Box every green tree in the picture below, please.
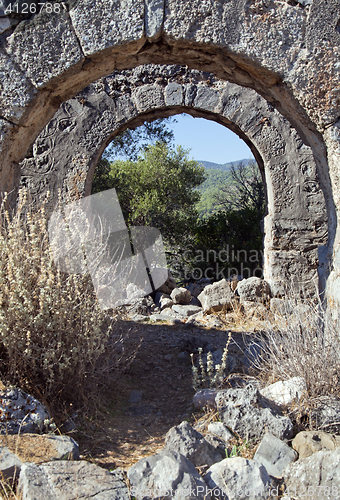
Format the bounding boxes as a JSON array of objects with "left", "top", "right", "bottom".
[
  {"left": 93, "top": 142, "right": 206, "bottom": 246},
  {"left": 103, "top": 118, "right": 175, "bottom": 162},
  {"left": 92, "top": 118, "right": 176, "bottom": 194},
  {"left": 179, "top": 161, "right": 266, "bottom": 282}
]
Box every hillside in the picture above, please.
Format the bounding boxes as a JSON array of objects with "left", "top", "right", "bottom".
[
  {"left": 196, "top": 158, "right": 254, "bottom": 217},
  {"left": 198, "top": 158, "right": 254, "bottom": 171}
]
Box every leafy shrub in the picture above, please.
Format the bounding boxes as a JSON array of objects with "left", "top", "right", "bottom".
[{"left": 0, "top": 188, "right": 133, "bottom": 411}]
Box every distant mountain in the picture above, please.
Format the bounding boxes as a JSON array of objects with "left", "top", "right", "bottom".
[
  {"left": 197, "top": 158, "right": 254, "bottom": 171},
  {"left": 196, "top": 158, "right": 256, "bottom": 217}
]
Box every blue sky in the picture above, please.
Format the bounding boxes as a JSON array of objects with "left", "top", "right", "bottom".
[{"left": 170, "top": 113, "right": 254, "bottom": 164}]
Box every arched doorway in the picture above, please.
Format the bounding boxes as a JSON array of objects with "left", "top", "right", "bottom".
[{"left": 19, "top": 65, "right": 328, "bottom": 297}]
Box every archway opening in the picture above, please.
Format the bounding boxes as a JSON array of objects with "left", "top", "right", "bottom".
[{"left": 91, "top": 112, "right": 265, "bottom": 288}]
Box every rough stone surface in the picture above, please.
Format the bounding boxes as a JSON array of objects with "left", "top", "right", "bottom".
[
  {"left": 254, "top": 432, "right": 297, "bottom": 478},
  {"left": 216, "top": 385, "right": 294, "bottom": 441},
  {"left": 127, "top": 449, "right": 211, "bottom": 499},
  {"left": 171, "top": 304, "right": 202, "bottom": 317},
  {"left": 0, "top": 388, "right": 50, "bottom": 434},
  {"left": 207, "top": 422, "right": 234, "bottom": 443},
  {"left": 292, "top": 431, "right": 340, "bottom": 460},
  {"left": 170, "top": 287, "right": 191, "bottom": 304},
  {"left": 4, "top": 11, "right": 84, "bottom": 88},
  {"left": 122, "top": 296, "right": 155, "bottom": 317},
  {"left": 197, "top": 279, "right": 235, "bottom": 312},
  {"left": 16, "top": 64, "right": 327, "bottom": 300},
  {"left": 0, "top": 434, "right": 79, "bottom": 479},
  {"left": 236, "top": 278, "right": 271, "bottom": 303},
  {"left": 163, "top": 421, "right": 223, "bottom": 467},
  {"left": 145, "top": 0, "right": 165, "bottom": 40},
  {"left": 193, "top": 389, "right": 219, "bottom": 410},
  {"left": 0, "top": 447, "right": 22, "bottom": 479},
  {"left": 154, "top": 292, "right": 172, "bottom": 310},
  {"left": 69, "top": 0, "right": 145, "bottom": 55},
  {"left": 284, "top": 449, "right": 340, "bottom": 500},
  {"left": 155, "top": 269, "right": 177, "bottom": 295},
  {"left": 0, "top": 51, "right": 37, "bottom": 123},
  {"left": 260, "top": 377, "right": 307, "bottom": 406},
  {"left": 18, "top": 461, "right": 130, "bottom": 500},
  {"left": 204, "top": 457, "right": 271, "bottom": 500}
]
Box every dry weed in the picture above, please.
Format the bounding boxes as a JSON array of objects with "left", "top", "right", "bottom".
[
  {"left": 0, "top": 188, "right": 141, "bottom": 416},
  {"left": 248, "top": 288, "right": 340, "bottom": 430}
]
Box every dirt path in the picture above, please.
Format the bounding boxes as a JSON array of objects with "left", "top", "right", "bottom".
[{"left": 73, "top": 318, "right": 259, "bottom": 470}]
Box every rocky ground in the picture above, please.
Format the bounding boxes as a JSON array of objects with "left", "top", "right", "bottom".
[{"left": 72, "top": 315, "right": 261, "bottom": 471}]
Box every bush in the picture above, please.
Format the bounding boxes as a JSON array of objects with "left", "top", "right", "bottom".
[
  {"left": 249, "top": 291, "right": 340, "bottom": 430},
  {"left": 0, "top": 189, "right": 134, "bottom": 412}
]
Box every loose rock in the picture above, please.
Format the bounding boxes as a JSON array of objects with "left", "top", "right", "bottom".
[
  {"left": 197, "top": 279, "right": 234, "bottom": 312},
  {"left": 216, "top": 385, "right": 294, "bottom": 441},
  {"left": 170, "top": 287, "right": 192, "bottom": 304},
  {"left": 18, "top": 461, "right": 130, "bottom": 500},
  {"left": 284, "top": 449, "right": 340, "bottom": 500},
  {"left": 253, "top": 432, "right": 297, "bottom": 478},
  {"left": 0, "top": 388, "right": 50, "bottom": 434},
  {"left": 236, "top": 277, "right": 271, "bottom": 303},
  {"left": 127, "top": 449, "right": 211, "bottom": 500},
  {"left": 292, "top": 431, "right": 340, "bottom": 459},
  {"left": 260, "top": 377, "right": 307, "bottom": 406},
  {"left": 204, "top": 457, "right": 271, "bottom": 500},
  {"left": 163, "top": 421, "right": 223, "bottom": 467}
]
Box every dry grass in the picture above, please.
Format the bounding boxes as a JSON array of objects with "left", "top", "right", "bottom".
[{"left": 246, "top": 289, "right": 340, "bottom": 431}]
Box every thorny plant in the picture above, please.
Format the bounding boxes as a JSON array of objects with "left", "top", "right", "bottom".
[{"left": 0, "top": 188, "right": 140, "bottom": 414}]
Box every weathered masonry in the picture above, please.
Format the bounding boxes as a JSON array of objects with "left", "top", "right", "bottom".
[
  {"left": 19, "top": 64, "right": 327, "bottom": 298},
  {"left": 0, "top": 0, "right": 339, "bottom": 313}
]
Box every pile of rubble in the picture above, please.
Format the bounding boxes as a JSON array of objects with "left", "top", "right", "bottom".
[{"left": 118, "top": 273, "right": 294, "bottom": 327}]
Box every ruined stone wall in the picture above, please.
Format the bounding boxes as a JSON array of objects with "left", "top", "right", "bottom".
[
  {"left": 0, "top": 0, "right": 339, "bottom": 310},
  {"left": 19, "top": 64, "right": 327, "bottom": 296}
]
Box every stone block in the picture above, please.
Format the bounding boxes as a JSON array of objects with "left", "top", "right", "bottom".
[
  {"left": 236, "top": 277, "right": 271, "bottom": 303},
  {"left": 69, "top": 0, "right": 144, "bottom": 55},
  {"left": 197, "top": 279, "right": 234, "bottom": 312},
  {"left": 216, "top": 385, "right": 294, "bottom": 441},
  {"left": 0, "top": 51, "right": 37, "bottom": 122},
  {"left": 165, "top": 82, "right": 183, "bottom": 106},
  {"left": 204, "top": 457, "right": 271, "bottom": 500},
  {"left": 170, "top": 287, "right": 191, "bottom": 304},
  {"left": 145, "top": 0, "right": 165, "bottom": 40},
  {"left": 5, "top": 12, "right": 84, "bottom": 87}
]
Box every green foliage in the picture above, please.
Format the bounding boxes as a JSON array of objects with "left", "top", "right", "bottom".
[
  {"left": 174, "top": 161, "right": 265, "bottom": 282},
  {"left": 92, "top": 118, "right": 176, "bottom": 195},
  {"left": 93, "top": 142, "right": 206, "bottom": 246},
  {"left": 196, "top": 169, "right": 232, "bottom": 217},
  {"left": 103, "top": 118, "right": 175, "bottom": 162}
]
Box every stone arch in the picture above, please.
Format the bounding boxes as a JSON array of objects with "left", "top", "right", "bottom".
[
  {"left": 0, "top": 0, "right": 339, "bottom": 310},
  {"left": 19, "top": 64, "right": 328, "bottom": 297}
]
